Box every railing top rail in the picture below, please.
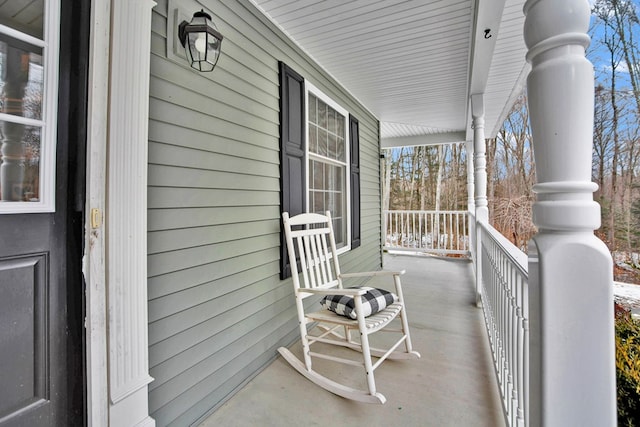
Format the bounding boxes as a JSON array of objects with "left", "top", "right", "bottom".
[
  {"left": 477, "top": 219, "right": 528, "bottom": 276},
  {"left": 383, "top": 210, "right": 470, "bottom": 215}
]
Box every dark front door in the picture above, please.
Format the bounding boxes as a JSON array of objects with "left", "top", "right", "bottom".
[{"left": 0, "top": 1, "right": 89, "bottom": 426}]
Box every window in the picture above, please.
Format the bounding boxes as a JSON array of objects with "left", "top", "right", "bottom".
[
  {"left": 306, "top": 84, "right": 349, "bottom": 250},
  {"left": 279, "top": 62, "right": 361, "bottom": 279},
  {"left": 0, "top": 1, "right": 59, "bottom": 213}
]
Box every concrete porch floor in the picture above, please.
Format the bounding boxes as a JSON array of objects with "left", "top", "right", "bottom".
[{"left": 199, "top": 254, "right": 505, "bottom": 427}]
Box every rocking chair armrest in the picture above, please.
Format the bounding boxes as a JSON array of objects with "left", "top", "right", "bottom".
[{"left": 302, "top": 287, "right": 368, "bottom": 297}]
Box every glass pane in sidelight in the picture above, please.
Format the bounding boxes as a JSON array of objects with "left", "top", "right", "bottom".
[
  {"left": 0, "top": 36, "right": 44, "bottom": 120},
  {"left": 0, "top": 1, "right": 44, "bottom": 39},
  {"left": 0, "top": 121, "right": 41, "bottom": 202}
]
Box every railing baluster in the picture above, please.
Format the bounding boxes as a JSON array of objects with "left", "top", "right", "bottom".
[
  {"left": 456, "top": 212, "right": 460, "bottom": 251},
  {"left": 419, "top": 212, "right": 423, "bottom": 250},
  {"left": 412, "top": 211, "right": 416, "bottom": 248},
  {"left": 394, "top": 211, "right": 398, "bottom": 246}
]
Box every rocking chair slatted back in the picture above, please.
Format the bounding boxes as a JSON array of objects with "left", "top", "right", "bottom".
[{"left": 283, "top": 212, "right": 341, "bottom": 296}]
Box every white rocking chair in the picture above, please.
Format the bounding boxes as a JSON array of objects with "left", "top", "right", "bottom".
[{"left": 279, "top": 211, "right": 420, "bottom": 404}]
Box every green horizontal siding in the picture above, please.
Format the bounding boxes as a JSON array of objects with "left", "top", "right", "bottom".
[{"left": 147, "top": 0, "right": 382, "bottom": 425}]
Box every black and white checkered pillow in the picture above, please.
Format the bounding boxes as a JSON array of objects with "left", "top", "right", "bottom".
[{"left": 320, "top": 287, "right": 398, "bottom": 319}]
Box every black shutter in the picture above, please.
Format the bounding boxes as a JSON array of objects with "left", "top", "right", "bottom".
[
  {"left": 279, "top": 62, "right": 306, "bottom": 279},
  {"left": 350, "top": 115, "right": 361, "bottom": 249}
]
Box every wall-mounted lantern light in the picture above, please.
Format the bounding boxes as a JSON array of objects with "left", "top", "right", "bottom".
[{"left": 178, "top": 10, "right": 223, "bottom": 72}]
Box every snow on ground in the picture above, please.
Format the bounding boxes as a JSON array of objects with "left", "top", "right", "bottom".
[{"left": 614, "top": 282, "right": 640, "bottom": 311}]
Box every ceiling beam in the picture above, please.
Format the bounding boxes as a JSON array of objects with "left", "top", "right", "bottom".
[
  {"left": 465, "top": 0, "right": 508, "bottom": 141},
  {"left": 381, "top": 131, "right": 467, "bottom": 148},
  {"left": 468, "top": 0, "right": 508, "bottom": 96}
]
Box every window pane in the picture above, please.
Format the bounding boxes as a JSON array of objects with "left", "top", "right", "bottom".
[
  {"left": 308, "top": 124, "right": 317, "bottom": 154},
  {"left": 0, "top": 121, "right": 41, "bottom": 202},
  {"left": 325, "top": 191, "right": 332, "bottom": 216},
  {"left": 317, "top": 100, "right": 326, "bottom": 129},
  {"left": 312, "top": 160, "right": 323, "bottom": 190},
  {"left": 309, "top": 94, "right": 317, "bottom": 124},
  {"left": 0, "top": 38, "right": 44, "bottom": 120},
  {"left": 328, "top": 108, "right": 336, "bottom": 134},
  {"left": 336, "top": 136, "right": 345, "bottom": 162},
  {"left": 313, "top": 190, "right": 323, "bottom": 213},
  {"left": 324, "top": 162, "right": 341, "bottom": 191},
  {"left": 330, "top": 133, "right": 341, "bottom": 160},
  {"left": 336, "top": 115, "right": 345, "bottom": 140},
  {"left": 0, "top": 1, "right": 44, "bottom": 39},
  {"left": 317, "top": 129, "right": 327, "bottom": 157},
  {"left": 333, "top": 183, "right": 343, "bottom": 217}
]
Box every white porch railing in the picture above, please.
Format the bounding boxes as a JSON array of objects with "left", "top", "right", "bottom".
[
  {"left": 478, "top": 219, "right": 529, "bottom": 427},
  {"left": 383, "top": 210, "right": 470, "bottom": 255}
]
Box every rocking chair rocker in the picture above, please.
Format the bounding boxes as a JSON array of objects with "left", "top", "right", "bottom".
[{"left": 279, "top": 211, "right": 420, "bottom": 404}]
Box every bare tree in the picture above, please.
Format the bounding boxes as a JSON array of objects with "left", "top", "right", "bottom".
[{"left": 592, "top": 0, "right": 640, "bottom": 250}]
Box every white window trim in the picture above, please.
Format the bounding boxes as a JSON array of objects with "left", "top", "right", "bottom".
[
  {"left": 305, "top": 81, "right": 351, "bottom": 254},
  {"left": 0, "top": 0, "right": 60, "bottom": 214}
]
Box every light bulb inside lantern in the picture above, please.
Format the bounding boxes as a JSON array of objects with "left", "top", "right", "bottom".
[{"left": 195, "top": 34, "right": 207, "bottom": 54}]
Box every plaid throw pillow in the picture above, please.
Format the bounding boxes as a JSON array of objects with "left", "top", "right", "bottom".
[{"left": 320, "top": 287, "right": 398, "bottom": 319}]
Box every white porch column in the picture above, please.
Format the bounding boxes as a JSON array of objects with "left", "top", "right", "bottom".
[
  {"left": 106, "top": 0, "right": 156, "bottom": 426},
  {"left": 466, "top": 140, "right": 475, "bottom": 213},
  {"left": 524, "top": 1, "right": 616, "bottom": 426},
  {"left": 472, "top": 93, "right": 487, "bottom": 306},
  {"left": 466, "top": 139, "right": 476, "bottom": 262}
]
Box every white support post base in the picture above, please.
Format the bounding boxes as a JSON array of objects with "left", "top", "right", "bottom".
[{"left": 524, "top": 0, "right": 616, "bottom": 425}]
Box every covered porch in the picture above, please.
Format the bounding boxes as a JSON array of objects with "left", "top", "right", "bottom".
[
  {"left": 200, "top": 254, "right": 505, "bottom": 426},
  {"left": 82, "top": 0, "right": 617, "bottom": 425}
]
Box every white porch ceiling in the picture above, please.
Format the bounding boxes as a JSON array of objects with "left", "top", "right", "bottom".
[{"left": 250, "top": 0, "right": 529, "bottom": 148}]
